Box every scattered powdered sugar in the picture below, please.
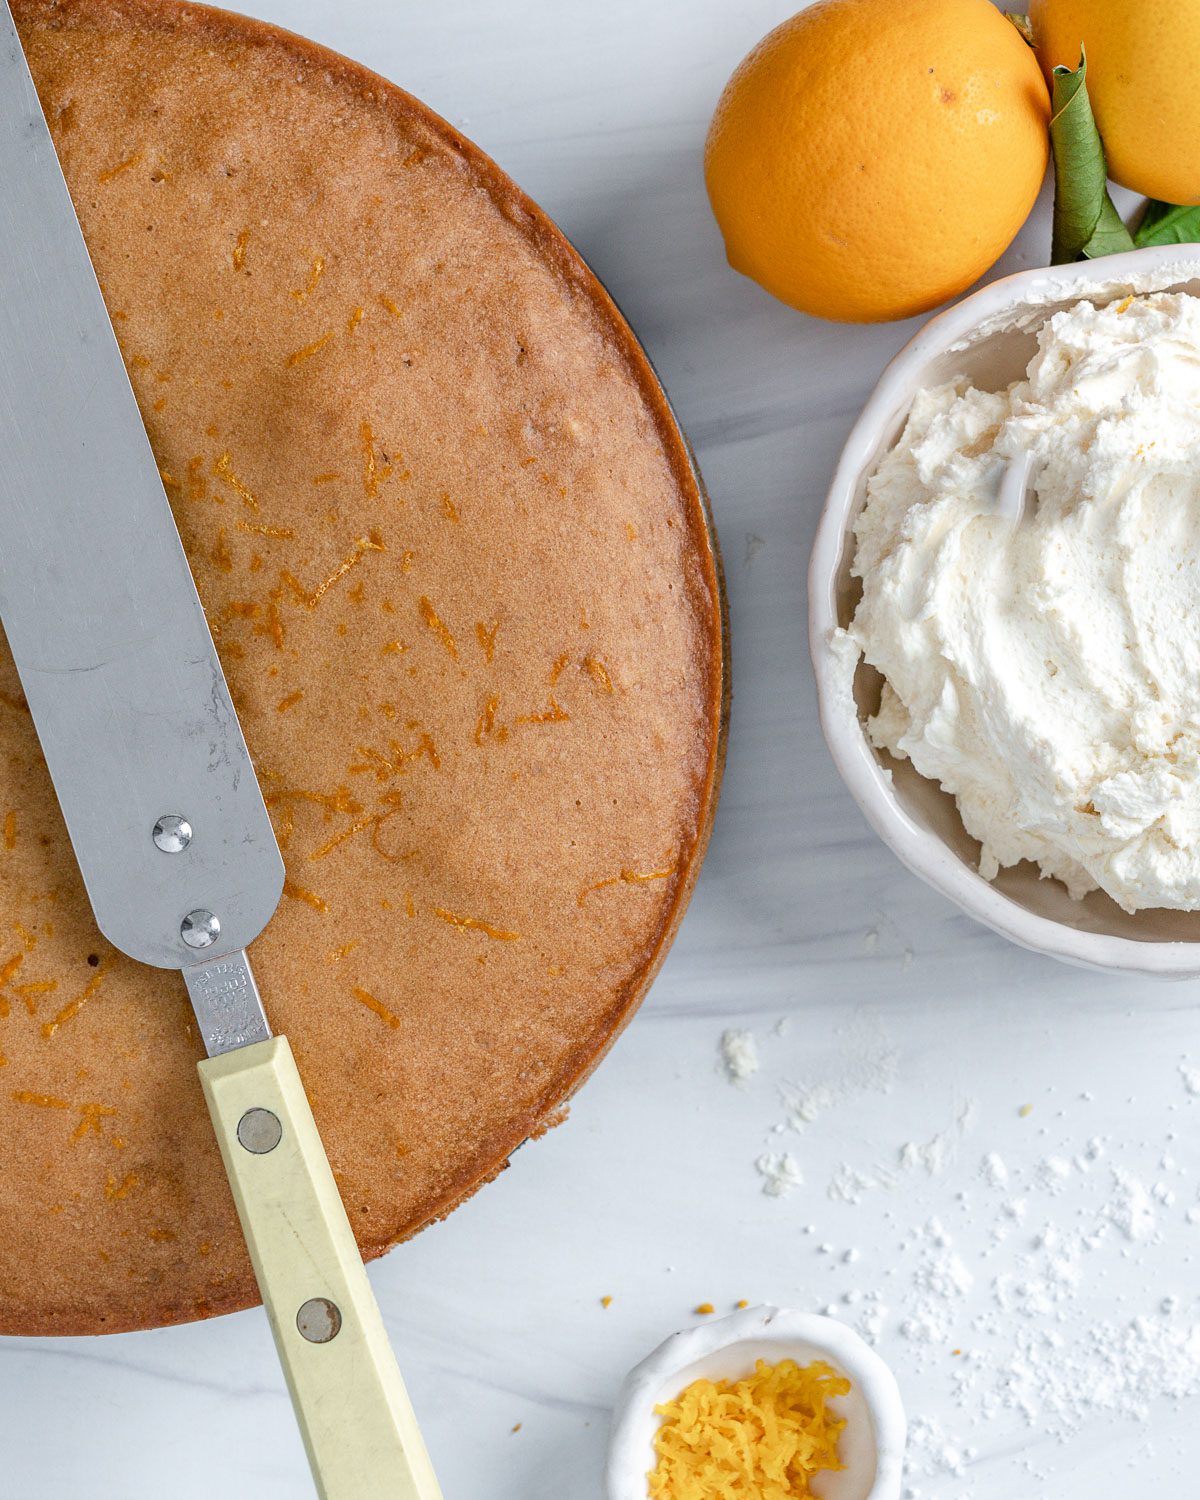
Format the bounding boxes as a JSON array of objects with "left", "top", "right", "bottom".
[
  {"left": 719, "top": 1023, "right": 1200, "bottom": 1495},
  {"left": 755, "top": 1151, "right": 803, "bottom": 1197},
  {"left": 719, "top": 1028, "right": 759, "bottom": 1086},
  {"left": 826, "top": 1100, "right": 978, "bottom": 1205},
  {"left": 899, "top": 1101, "right": 978, "bottom": 1177},
  {"left": 898, "top": 1220, "right": 974, "bottom": 1346},
  {"left": 1105, "top": 1168, "right": 1159, "bottom": 1242},
  {"left": 1179, "top": 1061, "right": 1200, "bottom": 1097},
  {"left": 979, "top": 1152, "right": 1008, "bottom": 1188},
  {"left": 904, "top": 1415, "right": 975, "bottom": 1496},
  {"left": 778, "top": 1011, "right": 898, "bottom": 1131}
]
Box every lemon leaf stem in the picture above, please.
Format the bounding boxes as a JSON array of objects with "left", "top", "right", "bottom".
[{"left": 1049, "top": 50, "right": 1134, "bottom": 263}]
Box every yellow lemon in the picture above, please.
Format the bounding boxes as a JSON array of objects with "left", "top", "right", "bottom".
[
  {"left": 1030, "top": 0, "right": 1200, "bottom": 204},
  {"left": 704, "top": 0, "right": 1050, "bottom": 323}
]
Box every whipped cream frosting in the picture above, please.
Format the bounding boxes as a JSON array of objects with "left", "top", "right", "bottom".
[{"left": 845, "top": 292, "right": 1200, "bottom": 913}]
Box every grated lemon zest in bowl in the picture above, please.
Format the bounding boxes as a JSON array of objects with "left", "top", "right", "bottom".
[{"left": 648, "top": 1357, "right": 850, "bottom": 1499}]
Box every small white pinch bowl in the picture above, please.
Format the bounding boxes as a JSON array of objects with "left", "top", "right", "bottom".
[
  {"left": 809, "top": 246, "right": 1200, "bottom": 979},
  {"left": 606, "top": 1305, "right": 905, "bottom": 1500}
]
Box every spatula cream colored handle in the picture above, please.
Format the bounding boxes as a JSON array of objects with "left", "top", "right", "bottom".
[{"left": 199, "top": 1036, "right": 443, "bottom": 1500}]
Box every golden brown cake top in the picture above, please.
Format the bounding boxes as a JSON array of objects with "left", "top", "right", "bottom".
[{"left": 2, "top": 0, "right": 726, "bottom": 1334}]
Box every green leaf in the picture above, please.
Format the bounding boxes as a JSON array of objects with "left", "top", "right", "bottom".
[
  {"left": 1135, "top": 199, "right": 1200, "bottom": 248},
  {"left": 1049, "top": 51, "right": 1135, "bottom": 264}
]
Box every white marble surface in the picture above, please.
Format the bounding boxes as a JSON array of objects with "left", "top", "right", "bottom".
[{"left": 4, "top": 2, "right": 1200, "bottom": 1496}]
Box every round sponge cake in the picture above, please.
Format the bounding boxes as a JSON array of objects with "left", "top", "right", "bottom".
[{"left": 3, "top": 0, "right": 727, "bottom": 1334}]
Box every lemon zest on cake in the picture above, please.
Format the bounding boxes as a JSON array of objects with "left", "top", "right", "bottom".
[
  {"left": 105, "top": 1171, "right": 140, "bottom": 1201},
  {"left": 291, "top": 255, "right": 325, "bottom": 302},
  {"left": 285, "top": 330, "right": 335, "bottom": 367},
  {"left": 360, "top": 420, "right": 395, "bottom": 498},
  {"left": 282, "top": 880, "right": 328, "bottom": 915},
  {"left": 649, "top": 1358, "right": 850, "bottom": 1500},
  {"left": 418, "top": 596, "right": 458, "bottom": 659},
  {"left": 307, "top": 531, "right": 385, "bottom": 608},
  {"left": 70, "top": 1102, "right": 117, "bottom": 1143},
  {"left": 433, "top": 910, "right": 519, "bottom": 942},
  {"left": 309, "top": 814, "right": 375, "bottom": 862},
  {"left": 515, "top": 695, "right": 569, "bottom": 726},
  {"left": 41, "top": 956, "right": 117, "bottom": 1040},
  {"left": 578, "top": 861, "right": 676, "bottom": 907},
  {"left": 12, "top": 1090, "right": 69, "bottom": 1109},
  {"left": 583, "top": 655, "right": 614, "bottom": 694},
  {"left": 97, "top": 151, "right": 142, "bottom": 183},
  {"left": 237, "top": 520, "right": 295, "bottom": 540},
  {"left": 213, "top": 451, "right": 259, "bottom": 510},
  {"left": 352, "top": 985, "right": 402, "bottom": 1030}
]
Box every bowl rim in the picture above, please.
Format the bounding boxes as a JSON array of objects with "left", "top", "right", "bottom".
[
  {"left": 604, "top": 1305, "right": 906, "bottom": 1500},
  {"left": 807, "top": 246, "right": 1200, "bottom": 978}
]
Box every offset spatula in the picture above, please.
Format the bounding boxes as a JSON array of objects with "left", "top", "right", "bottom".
[{"left": 0, "top": 8, "right": 442, "bottom": 1497}]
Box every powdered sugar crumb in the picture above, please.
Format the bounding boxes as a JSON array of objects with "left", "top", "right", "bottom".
[
  {"left": 719, "top": 1028, "right": 759, "bottom": 1086},
  {"left": 755, "top": 1151, "right": 803, "bottom": 1198}
]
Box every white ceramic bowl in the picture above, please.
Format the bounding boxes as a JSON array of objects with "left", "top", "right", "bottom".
[
  {"left": 809, "top": 247, "right": 1200, "bottom": 979},
  {"left": 606, "top": 1305, "right": 905, "bottom": 1500}
]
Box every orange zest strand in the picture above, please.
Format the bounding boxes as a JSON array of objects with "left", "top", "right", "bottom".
[
  {"left": 213, "top": 451, "right": 260, "bottom": 510},
  {"left": 583, "top": 655, "right": 615, "bottom": 693},
  {"left": 13, "top": 979, "right": 56, "bottom": 1015},
  {"left": 474, "top": 694, "right": 503, "bottom": 746},
  {"left": 349, "top": 732, "right": 439, "bottom": 781},
  {"left": 307, "top": 531, "right": 385, "bottom": 609},
  {"left": 433, "top": 909, "right": 520, "bottom": 942},
  {"left": 578, "top": 862, "right": 676, "bottom": 907},
  {"left": 347, "top": 306, "right": 364, "bottom": 334},
  {"left": 282, "top": 879, "right": 329, "bottom": 914},
  {"left": 3, "top": 811, "right": 14, "bottom": 849},
  {"left": 309, "top": 814, "right": 375, "bottom": 862},
  {"left": 232, "top": 228, "right": 250, "bottom": 271},
  {"left": 41, "top": 955, "right": 117, "bottom": 1039},
  {"left": 236, "top": 520, "right": 295, "bottom": 540},
  {"left": 285, "top": 330, "right": 335, "bottom": 367},
  {"left": 12, "top": 1090, "right": 68, "bottom": 1108},
  {"left": 418, "top": 596, "right": 458, "bottom": 659},
  {"left": 276, "top": 690, "right": 304, "bottom": 713},
  {"left": 515, "top": 696, "right": 569, "bottom": 726},
  {"left": 264, "top": 784, "right": 362, "bottom": 817},
  {"left": 368, "top": 795, "right": 410, "bottom": 864},
  {"left": 360, "top": 420, "right": 394, "bottom": 498},
  {"left": 98, "top": 151, "right": 143, "bottom": 183},
  {"left": 352, "top": 985, "right": 402, "bottom": 1030},
  {"left": 291, "top": 255, "right": 325, "bottom": 302},
  {"left": 71, "top": 1101, "right": 117, "bottom": 1143},
  {"left": 476, "top": 621, "right": 500, "bottom": 662},
  {"left": 105, "top": 1171, "right": 140, "bottom": 1201}
]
